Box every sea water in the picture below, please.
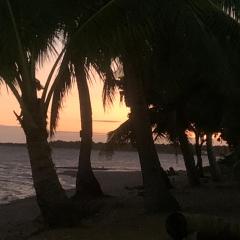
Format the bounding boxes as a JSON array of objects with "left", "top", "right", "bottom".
[{"left": 0, "top": 145, "right": 209, "bottom": 204}]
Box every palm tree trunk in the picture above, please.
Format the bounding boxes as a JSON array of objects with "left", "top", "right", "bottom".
[
  {"left": 178, "top": 127, "right": 200, "bottom": 186},
  {"left": 21, "top": 107, "right": 72, "bottom": 227},
  {"left": 232, "top": 146, "right": 240, "bottom": 182},
  {"left": 195, "top": 132, "right": 204, "bottom": 177},
  {"left": 231, "top": 144, "right": 240, "bottom": 183},
  {"left": 124, "top": 61, "right": 180, "bottom": 212},
  {"left": 75, "top": 64, "right": 103, "bottom": 198},
  {"left": 206, "top": 133, "right": 221, "bottom": 181}
]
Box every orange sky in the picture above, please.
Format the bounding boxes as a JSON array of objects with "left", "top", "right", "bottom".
[{"left": 0, "top": 56, "right": 129, "bottom": 135}]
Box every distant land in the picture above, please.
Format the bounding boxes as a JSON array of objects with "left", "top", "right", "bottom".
[
  {"left": 0, "top": 123, "right": 229, "bottom": 156},
  {"left": 0, "top": 125, "right": 107, "bottom": 143},
  {"left": 0, "top": 140, "right": 230, "bottom": 156},
  {"left": 0, "top": 124, "right": 228, "bottom": 152}
]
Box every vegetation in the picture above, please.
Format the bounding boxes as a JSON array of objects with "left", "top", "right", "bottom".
[{"left": 1, "top": 0, "right": 240, "bottom": 237}]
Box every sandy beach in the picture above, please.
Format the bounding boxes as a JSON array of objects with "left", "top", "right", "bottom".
[{"left": 1, "top": 170, "right": 240, "bottom": 240}]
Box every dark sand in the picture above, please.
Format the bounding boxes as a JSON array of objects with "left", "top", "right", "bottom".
[{"left": 1, "top": 170, "right": 240, "bottom": 239}]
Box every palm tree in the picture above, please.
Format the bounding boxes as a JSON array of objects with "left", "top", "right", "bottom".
[
  {"left": 74, "top": 62, "right": 103, "bottom": 197},
  {"left": 206, "top": 132, "right": 222, "bottom": 181},
  {"left": 122, "top": 55, "right": 180, "bottom": 211},
  {"left": 190, "top": 125, "right": 205, "bottom": 177},
  {"left": 220, "top": 93, "right": 240, "bottom": 181},
  {"left": 175, "top": 110, "right": 200, "bottom": 186},
  {"left": 0, "top": 0, "right": 76, "bottom": 226},
  {"left": 49, "top": 49, "right": 103, "bottom": 199}
]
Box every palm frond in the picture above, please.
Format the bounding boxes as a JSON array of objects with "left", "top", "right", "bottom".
[
  {"left": 212, "top": 0, "right": 240, "bottom": 19},
  {"left": 41, "top": 46, "right": 66, "bottom": 103},
  {"left": 0, "top": 0, "right": 66, "bottom": 108},
  {"left": 49, "top": 52, "right": 73, "bottom": 136},
  {"left": 107, "top": 119, "right": 133, "bottom": 145},
  {"left": 68, "top": 0, "right": 240, "bottom": 108}
]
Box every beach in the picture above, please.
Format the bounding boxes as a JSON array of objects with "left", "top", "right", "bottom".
[
  {"left": 0, "top": 145, "right": 212, "bottom": 205},
  {"left": 1, "top": 169, "right": 240, "bottom": 240}
]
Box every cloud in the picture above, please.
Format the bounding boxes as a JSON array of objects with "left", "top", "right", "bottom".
[{"left": 93, "top": 120, "right": 120, "bottom": 123}]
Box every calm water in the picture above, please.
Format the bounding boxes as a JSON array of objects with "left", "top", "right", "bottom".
[{"left": 0, "top": 145, "right": 209, "bottom": 204}]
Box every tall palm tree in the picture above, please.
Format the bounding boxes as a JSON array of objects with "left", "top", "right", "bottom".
[
  {"left": 176, "top": 110, "right": 200, "bottom": 186},
  {"left": 190, "top": 125, "right": 205, "bottom": 177},
  {"left": 206, "top": 132, "right": 222, "bottom": 181},
  {"left": 49, "top": 1, "right": 120, "bottom": 199},
  {"left": 49, "top": 46, "right": 104, "bottom": 199},
  {"left": 74, "top": 63, "right": 103, "bottom": 197},
  {"left": 122, "top": 53, "right": 180, "bottom": 211},
  {"left": 0, "top": 0, "right": 75, "bottom": 226}
]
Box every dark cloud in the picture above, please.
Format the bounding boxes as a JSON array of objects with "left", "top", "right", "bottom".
[{"left": 93, "top": 120, "right": 120, "bottom": 123}]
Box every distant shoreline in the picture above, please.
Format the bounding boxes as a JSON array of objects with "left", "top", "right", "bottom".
[{"left": 0, "top": 141, "right": 229, "bottom": 155}]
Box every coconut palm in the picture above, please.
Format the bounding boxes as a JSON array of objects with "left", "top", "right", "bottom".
[
  {"left": 49, "top": 51, "right": 103, "bottom": 198},
  {"left": 206, "top": 132, "right": 222, "bottom": 180},
  {"left": 0, "top": 0, "right": 76, "bottom": 226},
  {"left": 175, "top": 109, "right": 200, "bottom": 186},
  {"left": 74, "top": 63, "right": 103, "bottom": 197},
  {"left": 189, "top": 125, "right": 205, "bottom": 177}
]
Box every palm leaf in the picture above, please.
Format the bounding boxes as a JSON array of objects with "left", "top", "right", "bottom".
[
  {"left": 212, "top": 0, "right": 240, "bottom": 19},
  {"left": 107, "top": 119, "right": 133, "bottom": 145},
  {"left": 49, "top": 52, "right": 73, "bottom": 136}
]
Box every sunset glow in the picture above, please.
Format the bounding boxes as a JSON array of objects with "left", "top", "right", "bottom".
[{"left": 0, "top": 56, "right": 129, "bottom": 136}]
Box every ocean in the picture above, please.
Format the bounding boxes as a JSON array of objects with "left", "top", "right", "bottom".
[{"left": 0, "top": 145, "right": 210, "bottom": 204}]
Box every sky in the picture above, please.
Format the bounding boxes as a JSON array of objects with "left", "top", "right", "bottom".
[{"left": 0, "top": 54, "right": 129, "bottom": 142}]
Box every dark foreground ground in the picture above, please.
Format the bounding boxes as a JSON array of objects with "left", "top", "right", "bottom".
[{"left": 1, "top": 169, "right": 240, "bottom": 240}]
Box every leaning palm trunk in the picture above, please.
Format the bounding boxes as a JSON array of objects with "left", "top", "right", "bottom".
[
  {"left": 20, "top": 103, "right": 72, "bottom": 227},
  {"left": 206, "top": 133, "right": 221, "bottom": 181},
  {"left": 131, "top": 109, "right": 179, "bottom": 212},
  {"left": 107, "top": 118, "right": 172, "bottom": 189},
  {"left": 178, "top": 126, "right": 200, "bottom": 186},
  {"left": 75, "top": 64, "right": 103, "bottom": 198},
  {"left": 195, "top": 132, "right": 204, "bottom": 177},
  {"left": 124, "top": 60, "right": 180, "bottom": 212},
  {"left": 232, "top": 146, "right": 240, "bottom": 182}
]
